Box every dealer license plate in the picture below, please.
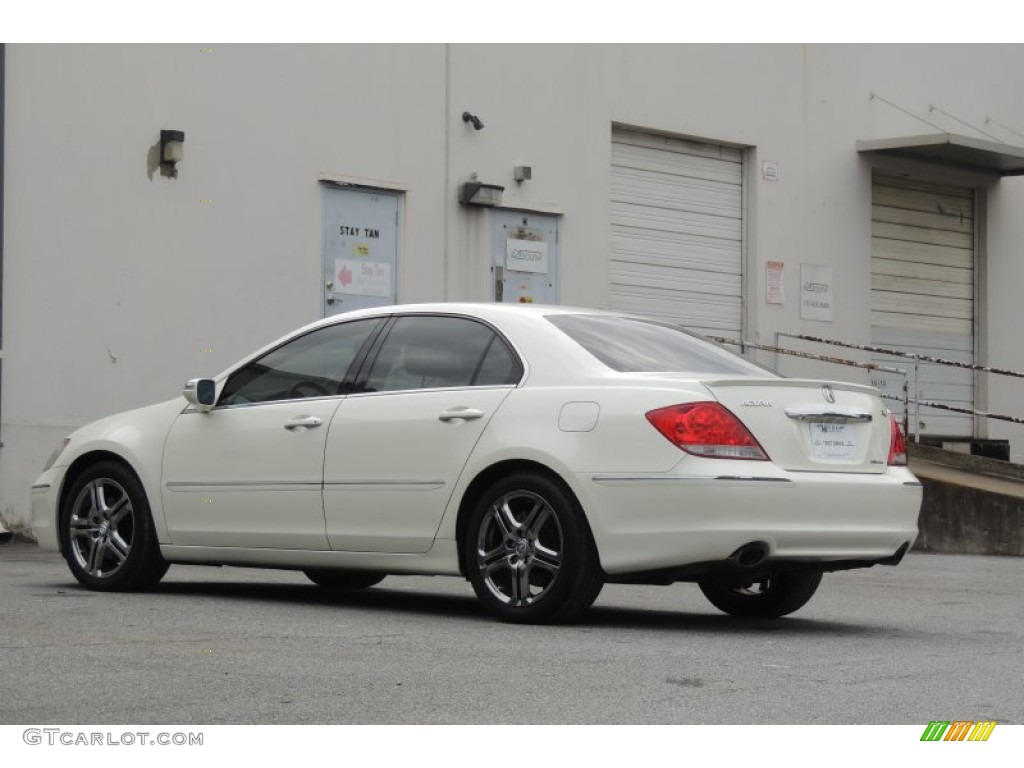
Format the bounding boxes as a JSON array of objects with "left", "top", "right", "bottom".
[{"left": 809, "top": 422, "right": 857, "bottom": 461}]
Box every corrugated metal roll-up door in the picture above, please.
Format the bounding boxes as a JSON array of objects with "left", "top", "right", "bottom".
[
  {"left": 610, "top": 128, "right": 743, "bottom": 337},
  {"left": 870, "top": 174, "right": 975, "bottom": 438}
]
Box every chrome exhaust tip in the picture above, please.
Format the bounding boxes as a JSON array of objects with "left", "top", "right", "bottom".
[{"left": 730, "top": 541, "right": 770, "bottom": 568}]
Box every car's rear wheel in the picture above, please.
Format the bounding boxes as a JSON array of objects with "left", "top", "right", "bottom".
[
  {"left": 464, "top": 472, "right": 603, "bottom": 624},
  {"left": 698, "top": 570, "right": 822, "bottom": 618},
  {"left": 303, "top": 570, "right": 386, "bottom": 590},
  {"left": 59, "top": 460, "right": 169, "bottom": 591}
]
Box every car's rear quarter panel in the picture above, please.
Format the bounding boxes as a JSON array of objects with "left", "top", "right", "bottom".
[{"left": 443, "top": 379, "right": 921, "bottom": 576}]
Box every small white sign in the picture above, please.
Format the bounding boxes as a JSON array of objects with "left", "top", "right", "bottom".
[
  {"left": 766, "top": 260, "right": 784, "bottom": 305},
  {"left": 506, "top": 239, "right": 549, "bottom": 274},
  {"left": 800, "top": 264, "right": 833, "bottom": 322},
  {"left": 335, "top": 259, "right": 392, "bottom": 297},
  {"left": 809, "top": 423, "right": 857, "bottom": 461},
  {"left": 761, "top": 160, "right": 780, "bottom": 182}
]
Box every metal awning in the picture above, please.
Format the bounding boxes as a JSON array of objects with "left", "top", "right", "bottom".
[{"left": 856, "top": 133, "right": 1024, "bottom": 176}]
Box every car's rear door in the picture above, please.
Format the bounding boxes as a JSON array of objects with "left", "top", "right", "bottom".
[{"left": 322, "top": 314, "right": 522, "bottom": 553}]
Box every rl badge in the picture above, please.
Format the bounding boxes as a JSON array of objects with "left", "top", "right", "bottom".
[{"left": 920, "top": 720, "right": 997, "bottom": 741}]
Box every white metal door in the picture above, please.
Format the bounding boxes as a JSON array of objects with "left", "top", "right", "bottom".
[
  {"left": 869, "top": 175, "right": 975, "bottom": 438},
  {"left": 322, "top": 185, "right": 399, "bottom": 316},
  {"left": 492, "top": 210, "right": 559, "bottom": 304},
  {"left": 610, "top": 128, "right": 744, "bottom": 336}
]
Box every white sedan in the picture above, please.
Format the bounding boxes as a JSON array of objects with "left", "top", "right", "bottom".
[{"left": 31, "top": 303, "right": 921, "bottom": 624}]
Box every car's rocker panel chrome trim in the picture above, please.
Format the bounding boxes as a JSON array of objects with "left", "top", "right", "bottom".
[
  {"left": 323, "top": 480, "right": 446, "bottom": 491},
  {"left": 165, "top": 480, "right": 446, "bottom": 491},
  {"left": 165, "top": 481, "right": 446, "bottom": 493},
  {"left": 165, "top": 481, "right": 322, "bottom": 491},
  {"left": 712, "top": 476, "right": 794, "bottom": 483},
  {"left": 158, "top": 541, "right": 462, "bottom": 576},
  {"left": 591, "top": 475, "right": 794, "bottom": 486}
]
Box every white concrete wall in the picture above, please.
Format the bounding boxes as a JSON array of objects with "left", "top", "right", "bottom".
[
  {"left": 5, "top": 43, "right": 1024, "bottom": 524},
  {"left": 984, "top": 175, "right": 1024, "bottom": 461},
  {"left": 1, "top": 44, "right": 449, "bottom": 521}
]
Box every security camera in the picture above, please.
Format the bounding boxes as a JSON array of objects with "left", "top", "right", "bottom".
[{"left": 462, "top": 111, "right": 485, "bottom": 131}]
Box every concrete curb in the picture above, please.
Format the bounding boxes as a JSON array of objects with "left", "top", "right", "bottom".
[{"left": 909, "top": 445, "right": 1024, "bottom": 556}]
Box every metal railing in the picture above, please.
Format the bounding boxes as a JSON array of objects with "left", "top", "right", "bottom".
[
  {"left": 703, "top": 332, "right": 1024, "bottom": 442},
  {"left": 705, "top": 335, "right": 913, "bottom": 438},
  {"left": 773, "top": 334, "right": 1024, "bottom": 439}
]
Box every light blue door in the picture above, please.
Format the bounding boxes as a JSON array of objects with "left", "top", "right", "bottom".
[
  {"left": 322, "top": 185, "right": 400, "bottom": 316},
  {"left": 491, "top": 211, "right": 559, "bottom": 304}
]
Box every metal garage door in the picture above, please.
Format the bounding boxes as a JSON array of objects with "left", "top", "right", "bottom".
[
  {"left": 610, "top": 128, "right": 743, "bottom": 336},
  {"left": 870, "top": 174, "right": 975, "bottom": 438}
]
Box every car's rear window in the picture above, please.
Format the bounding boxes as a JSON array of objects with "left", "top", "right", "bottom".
[{"left": 547, "top": 314, "right": 772, "bottom": 376}]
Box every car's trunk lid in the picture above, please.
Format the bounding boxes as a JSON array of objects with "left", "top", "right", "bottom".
[{"left": 702, "top": 378, "right": 892, "bottom": 474}]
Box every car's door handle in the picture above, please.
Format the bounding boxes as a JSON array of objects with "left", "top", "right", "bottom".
[
  {"left": 438, "top": 407, "right": 485, "bottom": 422},
  {"left": 284, "top": 415, "right": 324, "bottom": 430}
]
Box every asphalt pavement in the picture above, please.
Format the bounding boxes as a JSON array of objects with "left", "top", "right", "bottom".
[{"left": 1, "top": 542, "right": 1021, "bottom": 724}]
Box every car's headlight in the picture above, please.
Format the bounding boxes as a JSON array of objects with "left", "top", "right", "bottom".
[{"left": 41, "top": 438, "right": 71, "bottom": 472}]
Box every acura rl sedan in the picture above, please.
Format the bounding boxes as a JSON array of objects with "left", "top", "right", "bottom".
[{"left": 31, "top": 303, "right": 921, "bottom": 624}]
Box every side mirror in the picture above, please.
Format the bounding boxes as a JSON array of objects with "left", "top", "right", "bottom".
[{"left": 183, "top": 378, "right": 218, "bottom": 413}]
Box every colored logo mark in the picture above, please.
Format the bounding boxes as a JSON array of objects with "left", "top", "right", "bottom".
[{"left": 920, "top": 720, "right": 996, "bottom": 742}]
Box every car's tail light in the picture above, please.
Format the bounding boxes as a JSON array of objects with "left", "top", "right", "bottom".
[
  {"left": 646, "top": 402, "right": 769, "bottom": 460},
  {"left": 888, "top": 412, "right": 908, "bottom": 466}
]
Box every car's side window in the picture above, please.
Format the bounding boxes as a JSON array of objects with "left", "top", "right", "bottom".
[
  {"left": 363, "top": 316, "right": 521, "bottom": 393},
  {"left": 472, "top": 335, "right": 520, "bottom": 386},
  {"left": 218, "top": 319, "right": 383, "bottom": 406}
]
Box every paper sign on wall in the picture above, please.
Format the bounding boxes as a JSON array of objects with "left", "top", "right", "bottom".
[
  {"left": 506, "top": 239, "right": 549, "bottom": 274},
  {"left": 766, "top": 260, "right": 784, "bottom": 305},
  {"left": 800, "top": 264, "right": 833, "bottom": 322},
  {"left": 335, "top": 259, "right": 392, "bottom": 297}
]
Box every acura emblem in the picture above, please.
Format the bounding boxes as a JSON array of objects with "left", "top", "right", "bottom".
[{"left": 821, "top": 385, "right": 836, "bottom": 404}]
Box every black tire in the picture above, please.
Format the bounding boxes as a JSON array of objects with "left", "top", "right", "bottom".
[
  {"left": 698, "top": 570, "right": 823, "bottom": 619},
  {"left": 464, "top": 471, "right": 603, "bottom": 624},
  {"left": 59, "top": 460, "right": 169, "bottom": 591},
  {"left": 304, "top": 569, "right": 386, "bottom": 590}
]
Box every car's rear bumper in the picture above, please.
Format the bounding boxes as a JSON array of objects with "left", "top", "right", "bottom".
[{"left": 580, "top": 466, "right": 922, "bottom": 576}]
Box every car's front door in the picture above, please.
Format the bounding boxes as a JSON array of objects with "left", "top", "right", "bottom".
[
  {"left": 322, "top": 315, "right": 523, "bottom": 553},
  {"left": 161, "top": 318, "right": 384, "bottom": 549}
]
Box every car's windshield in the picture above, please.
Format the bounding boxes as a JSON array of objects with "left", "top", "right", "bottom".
[{"left": 546, "top": 314, "right": 774, "bottom": 376}]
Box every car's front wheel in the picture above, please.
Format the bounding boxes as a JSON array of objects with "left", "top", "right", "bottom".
[
  {"left": 698, "top": 570, "right": 823, "bottom": 618},
  {"left": 303, "top": 570, "right": 386, "bottom": 590},
  {"left": 464, "top": 472, "right": 603, "bottom": 624},
  {"left": 59, "top": 460, "right": 169, "bottom": 591}
]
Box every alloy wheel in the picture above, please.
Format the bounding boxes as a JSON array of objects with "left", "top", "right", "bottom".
[
  {"left": 476, "top": 490, "right": 564, "bottom": 607},
  {"left": 68, "top": 478, "right": 135, "bottom": 579}
]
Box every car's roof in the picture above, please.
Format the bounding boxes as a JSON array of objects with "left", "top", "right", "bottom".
[
  {"left": 215, "top": 303, "right": 623, "bottom": 384},
  {"left": 325, "top": 302, "right": 612, "bottom": 323},
  {"left": 215, "top": 302, "right": 752, "bottom": 387}
]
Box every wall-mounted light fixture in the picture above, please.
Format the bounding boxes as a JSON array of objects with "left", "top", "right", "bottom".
[
  {"left": 462, "top": 111, "right": 485, "bottom": 131},
  {"left": 160, "top": 129, "right": 185, "bottom": 167},
  {"left": 459, "top": 181, "right": 504, "bottom": 208}
]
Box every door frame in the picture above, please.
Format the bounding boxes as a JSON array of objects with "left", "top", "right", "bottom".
[{"left": 318, "top": 176, "right": 406, "bottom": 317}]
